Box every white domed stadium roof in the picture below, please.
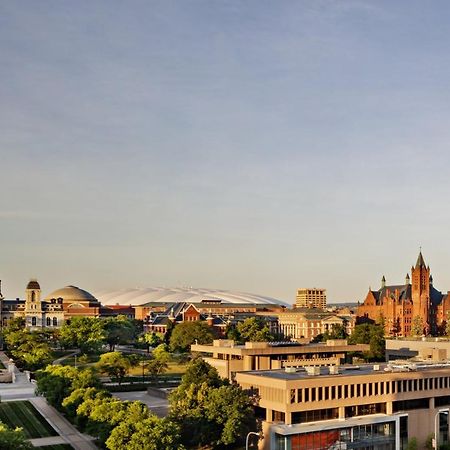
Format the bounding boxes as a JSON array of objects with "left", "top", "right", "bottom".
[{"left": 92, "top": 287, "right": 288, "bottom": 307}]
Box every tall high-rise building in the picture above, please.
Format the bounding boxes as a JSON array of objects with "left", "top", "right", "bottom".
[{"left": 295, "top": 288, "right": 326, "bottom": 309}]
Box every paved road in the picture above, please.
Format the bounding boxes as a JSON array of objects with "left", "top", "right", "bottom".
[{"left": 112, "top": 391, "right": 169, "bottom": 417}]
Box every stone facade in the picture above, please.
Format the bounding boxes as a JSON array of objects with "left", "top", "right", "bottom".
[{"left": 357, "top": 252, "right": 450, "bottom": 337}]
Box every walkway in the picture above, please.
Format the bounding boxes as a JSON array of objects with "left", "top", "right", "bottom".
[
  {"left": 0, "top": 351, "right": 35, "bottom": 400},
  {"left": 30, "top": 397, "right": 98, "bottom": 450}
]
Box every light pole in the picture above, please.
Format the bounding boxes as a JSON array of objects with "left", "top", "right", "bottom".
[
  {"left": 246, "top": 431, "right": 260, "bottom": 450},
  {"left": 434, "top": 408, "right": 449, "bottom": 449}
]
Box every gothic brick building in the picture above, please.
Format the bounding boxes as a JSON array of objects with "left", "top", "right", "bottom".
[{"left": 357, "top": 252, "right": 450, "bottom": 336}]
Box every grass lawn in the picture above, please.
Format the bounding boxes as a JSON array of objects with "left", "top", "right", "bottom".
[
  {"left": 128, "top": 360, "right": 187, "bottom": 376},
  {"left": 60, "top": 353, "right": 101, "bottom": 367},
  {"left": 0, "top": 401, "right": 58, "bottom": 439}
]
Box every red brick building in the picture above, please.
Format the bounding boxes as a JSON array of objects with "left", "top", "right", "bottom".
[{"left": 357, "top": 252, "right": 450, "bottom": 337}]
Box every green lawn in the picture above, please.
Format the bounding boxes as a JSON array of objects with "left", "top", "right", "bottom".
[{"left": 0, "top": 401, "right": 58, "bottom": 439}]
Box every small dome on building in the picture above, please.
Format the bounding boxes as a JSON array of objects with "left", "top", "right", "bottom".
[{"left": 26, "top": 279, "right": 41, "bottom": 290}]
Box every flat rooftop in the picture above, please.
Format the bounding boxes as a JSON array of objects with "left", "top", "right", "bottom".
[{"left": 241, "top": 361, "right": 450, "bottom": 380}]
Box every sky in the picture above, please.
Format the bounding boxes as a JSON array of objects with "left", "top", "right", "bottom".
[{"left": 3, "top": 1, "right": 450, "bottom": 303}]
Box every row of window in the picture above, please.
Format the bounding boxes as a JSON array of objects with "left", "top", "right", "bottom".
[
  {"left": 289, "top": 376, "right": 450, "bottom": 404},
  {"left": 30, "top": 317, "right": 58, "bottom": 326}
]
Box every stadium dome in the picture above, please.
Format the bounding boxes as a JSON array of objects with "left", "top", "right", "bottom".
[{"left": 92, "top": 287, "right": 289, "bottom": 307}]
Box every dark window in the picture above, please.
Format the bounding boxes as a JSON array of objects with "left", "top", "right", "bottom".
[
  {"left": 292, "top": 408, "right": 339, "bottom": 424},
  {"left": 400, "top": 416, "right": 408, "bottom": 450},
  {"left": 393, "top": 398, "right": 429, "bottom": 412}
]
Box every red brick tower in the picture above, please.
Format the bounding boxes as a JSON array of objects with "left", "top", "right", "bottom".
[{"left": 411, "top": 251, "right": 430, "bottom": 334}]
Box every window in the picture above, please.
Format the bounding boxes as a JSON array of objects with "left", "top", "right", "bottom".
[
  {"left": 53, "top": 317, "right": 58, "bottom": 326},
  {"left": 46, "top": 317, "right": 51, "bottom": 326},
  {"left": 31, "top": 317, "right": 36, "bottom": 326}
]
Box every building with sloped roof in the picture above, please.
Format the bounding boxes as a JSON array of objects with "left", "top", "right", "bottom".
[{"left": 357, "top": 251, "right": 450, "bottom": 337}]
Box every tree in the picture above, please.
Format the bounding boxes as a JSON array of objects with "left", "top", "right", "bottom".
[
  {"left": 140, "top": 332, "right": 163, "bottom": 352},
  {"left": 406, "top": 437, "right": 418, "bottom": 450},
  {"left": 411, "top": 316, "right": 424, "bottom": 337},
  {"left": 97, "top": 352, "right": 131, "bottom": 385},
  {"left": 169, "top": 359, "right": 256, "bottom": 448},
  {"left": 4, "top": 330, "right": 52, "bottom": 371},
  {"left": 36, "top": 365, "right": 100, "bottom": 409},
  {"left": 169, "top": 321, "right": 215, "bottom": 352},
  {"left": 236, "top": 317, "right": 275, "bottom": 343},
  {"left": 348, "top": 324, "right": 385, "bottom": 361},
  {"left": 106, "top": 416, "right": 185, "bottom": 450},
  {"left": 445, "top": 313, "right": 450, "bottom": 337},
  {"left": 60, "top": 317, "right": 106, "bottom": 354},
  {"left": 62, "top": 387, "right": 111, "bottom": 420},
  {"left": 104, "top": 316, "right": 136, "bottom": 351},
  {"left": 0, "top": 422, "right": 33, "bottom": 449}
]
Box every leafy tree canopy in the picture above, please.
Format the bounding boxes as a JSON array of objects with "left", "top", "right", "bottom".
[
  {"left": 104, "top": 316, "right": 136, "bottom": 351},
  {"left": 169, "top": 359, "right": 256, "bottom": 448},
  {"left": 348, "top": 323, "right": 385, "bottom": 361},
  {"left": 169, "top": 321, "right": 215, "bottom": 352},
  {"left": 106, "top": 415, "right": 185, "bottom": 450},
  {"left": 36, "top": 364, "right": 100, "bottom": 408},
  {"left": 0, "top": 422, "right": 33, "bottom": 449},
  {"left": 59, "top": 317, "right": 106, "bottom": 354},
  {"left": 97, "top": 352, "right": 132, "bottom": 385},
  {"left": 227, "top": 317, "right": 277, "bottom": 343}
]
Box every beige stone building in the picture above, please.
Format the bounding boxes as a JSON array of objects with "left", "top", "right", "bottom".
[
  {"left": 236, "top": 362, "right": 450, "bottom": 450},
  {"left": 275, "top": 309, "right": 355, "bottom": 341},
  {"left": 295, "top": 288, "right": 326, "bottom": 309},
  {"left": 191, "top": 339, "right": 369, "bottom": 379}
]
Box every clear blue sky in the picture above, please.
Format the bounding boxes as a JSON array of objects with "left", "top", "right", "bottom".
[{"left": 2, "top": 1, "right": 450, "bottom": 303}]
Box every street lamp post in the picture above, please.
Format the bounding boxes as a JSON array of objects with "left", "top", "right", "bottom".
[
  {"left": 434, "top": 408, "right": 449, "bottom": 449},
  {"left": 246, "top": 431, "right": 260, "bottom": 450}
]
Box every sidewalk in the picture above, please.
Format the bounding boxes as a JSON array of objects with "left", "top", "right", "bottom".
[{"left": 30, "top": 397, "right": 98, "bottom": 450}]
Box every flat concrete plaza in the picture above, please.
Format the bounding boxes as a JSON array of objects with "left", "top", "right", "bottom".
[{"left": 112, "top": 390, "right": 169, "bottom": 417}]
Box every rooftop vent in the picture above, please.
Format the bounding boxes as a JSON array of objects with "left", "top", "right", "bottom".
[{"left": 305, "top": 366, "right": 321, "bottom": 376}]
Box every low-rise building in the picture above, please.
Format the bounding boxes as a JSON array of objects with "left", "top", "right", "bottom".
[
  {"left": 274, "top": 309, "right": 355, "bottom": 341},
  {"left": 236, "top": 362, "right": 450, "bottom": 450},
  {"left": 191, "top": 339, "right": 369, "bottom": 379}
]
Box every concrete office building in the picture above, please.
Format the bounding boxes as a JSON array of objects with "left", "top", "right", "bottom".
[
  {"left": 295, "top": 288, "right": 326, "bottom": 309},
  {"left": 191, "top": 339, "right": 369, "bottom": 379},
  {"left": 236, "top": 362, "right": 450, "bottom": 450}
]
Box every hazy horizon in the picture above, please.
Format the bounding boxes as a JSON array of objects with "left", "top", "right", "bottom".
[{"left": 3, "top": 1, "right": 450, "bottom": 302}]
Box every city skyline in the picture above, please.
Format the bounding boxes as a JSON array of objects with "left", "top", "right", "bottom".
[{"left": 4, "top": 1, "right": 450, "bottom": 302}]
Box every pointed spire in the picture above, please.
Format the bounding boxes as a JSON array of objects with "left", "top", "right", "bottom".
[
  {"left": 406, "top": 273, "right": 410, "bottom": 285},
  {"left": 430, "top": 274, "right": 433, "bottom": 286},
  {"left": 381, "top": 275, "right": 386, "bottom": 288},
  {"left": 415, "top": 250, "right": 426, "bottom": 269}
]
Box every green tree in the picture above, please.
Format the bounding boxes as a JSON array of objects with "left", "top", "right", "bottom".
[
  {"left": 169, "top": 321, "right": 215, "bottom": 352},
  {"left": 106, "top": 416, "right": 185, "bottom": 450},
  {"left": 0, "top": 422, "right": 33, "bottom": 449},
  {"left": 36, "top": 365, "right": 100, "bottom": 409},
  {"left": 104, "top": 316, "right": 136, "bottom": 351},
  {"left": 348, "top": 324, "right": 385, "bottom": 361},
  {"left": 97, "top": 352, "right": 131, "bottom": 385},
  {"left": 169, "top": 359, "right": 256, "bottom": 448},
  {"left": 62, "top": 387, "right": 111, "bottom": 420},
  {"left": 60, "top": 317, "right": 106, "bottom": 354},
  {"left": 4, "top": 330, "right": 52, "bottom": 371},
  {"left": 406, "top": 437, "right": 418, "bottom": 450},
  {"left": 236, "top": 317, "right": 275, "bottom": 343},
  {"left": 140, "top": 332, "right": 163, "bottom": 352},
  {"left": 411, "top": 316, "right": 424, "bottom": 337},
  {"left": 153, "top": 343, "right": 170, "bottom": 364}
]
